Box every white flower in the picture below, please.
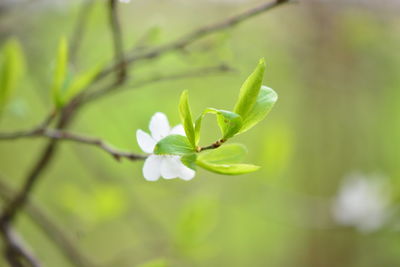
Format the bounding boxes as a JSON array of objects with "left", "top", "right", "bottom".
[
  {"left": 119, "top": 0, "right": 131, "bottom": 3},
  {"left": 136, "top": 112, "right": 195, "bottom": 181},
  {"left": 332, "top": 172, "right": 391, "bottom": 232}
]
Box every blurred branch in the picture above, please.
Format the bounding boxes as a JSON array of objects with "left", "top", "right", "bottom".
[
  {"left": 70, "top": 0, "right": 96, "bottom": 64},
  {"left": 108, "top": 0, "right": 127, "bottom": 83},
  {"left": 0, "top": 222, "right": 40, "bottom": 267},
  {"left": 0, "top": 128, "right": 146, "bottom": 162},
  {"left": 83, "top": 64, "right": 235, "bottom": 103},
  {"left": 0, "top": 64, "right": 233, "bottom": 142},
  {"left": 97, "top": 0, "right": 292, "bottom": 81},
  {"left": 41, "top": 129, "right": 146, "bottom": 161},
  {"left": 0, "top": 110, "right": 56, "bottom": 140},
  {"left": 0, "top": 116, "right": 73, "bottom": 264},
  {"left": 0, "top": 0, "right": 132, "bottom": 232},
  {"left": 0, "top": 178, "right": 97, "bottom": 267}
]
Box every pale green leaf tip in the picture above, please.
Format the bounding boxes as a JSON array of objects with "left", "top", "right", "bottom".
[
  {"left": 259, "top": 57, "right": 266, "bottom": 66},
  {"left": 258, "top": 58, "right": 266, "bottom": 70},
  {"left": 58, "top": 36, "right": 69, "bottom": 59},
  {"left": 180, "top": 90, "right": 189, "bottom": 103}
]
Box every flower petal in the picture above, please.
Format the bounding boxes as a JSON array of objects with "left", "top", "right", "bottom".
[
  {"left": 177, "top": 164, "right": 196, "bottom": 181},
  {"left": 136, "top": 129, "right": 156, "bottom": 153},
  {"left": 170, "top": 124, "right": 186, "bottom": 136},
  {"left": 143, "top": 155, "right": 162, "bottom": 181},
  {"left": 149, "top": 112, "right": 170, "bottom": 141},
  {"left": 160, "top": 156, "right": 181, "bottom": 179},
  {"left": 161, "top": 156, "right": 195, "bottom": 181}
]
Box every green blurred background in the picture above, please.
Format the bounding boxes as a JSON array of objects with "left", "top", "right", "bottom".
[{"left": 1, "top": 0, "right": 400, "bottom": 266}]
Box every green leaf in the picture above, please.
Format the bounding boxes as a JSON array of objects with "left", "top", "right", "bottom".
[
  {"left": 194, "top": 108, "right": 242, "bottom": 143},
  {"left": 233, "top": 58, "right": 266, "bottom": 119},
  {"left": 0, "top": 39, "right": 24, "bottom": 113},
  {"left": 197, "top": 143, "right": 259, "bottom": 175},
  {"left": 52, "top": 37, "right": 69, "bottom": 108},
  {"left": 62, "top": 63, "right": 102, "bottom": 104},
  {"left": 214, "top": 109, "right": 242, "bottom": 139},
  {"left": 239, "top": 86, "right": 278, "bottom": 133},
  {"left": 154, "top": 135, "right": 195, "bottom": 156},
  {"left": 196, "top": 161, "right": 260, "bottom": 175},
  {"left": 181, "top": 153, "right": 197, "bottom": 170},
  {"left": 198, "top": 143, "right": 247, "bottom": 164},
  {"left": 179, "top": 90, "right": 196, "bottom": 147}
]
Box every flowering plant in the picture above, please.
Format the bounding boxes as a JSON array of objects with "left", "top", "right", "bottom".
[
  {"left": 137, "top": 59, "right": 278, "bottom": 181},
  {"left": 137, "top": 112, "right": 195, "bottom": 181}
]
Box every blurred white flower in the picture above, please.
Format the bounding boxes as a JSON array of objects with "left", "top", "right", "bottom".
[
  {"left": 332, "top": 172, "right": 391, "bottom": 232},
  {"left": 119, "top": 0, "right": 131, "bottom": 3},
  {"left": 136, "top": 112, "right": 195, "bottom": 181}
]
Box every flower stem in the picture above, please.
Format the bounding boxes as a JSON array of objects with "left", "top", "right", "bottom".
[{"left": 197, "top": 139, "right": 226, "bottom": 152}]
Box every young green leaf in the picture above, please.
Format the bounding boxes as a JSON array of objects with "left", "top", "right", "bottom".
[
  {"left": 0, "top": 39, "right": 25, "bottom": 113},
  {"left": 52, "top": 37, "right": 69, "bottom": 108},
  {"left": 181, "top": 153, "right": 197, "bottom": 170},
  {"left": 63, "top": 63, "right": 102, "bottom": 104},
  {"left": 233, "top": 58, "right": 266, "bottom": 119},
  {"left": 196, "top": 161, "right": 260, "bottom": 175},
  {"left": 215, "top": 109, "right": 242, "bottom": 139},
  {"left": 154, "top": 135, "right": 195, "bottom": 156},
  {"left": 179, "top": 90, "right": 196, "bottom": 147},
  {"left": 197, "top": 143, "right": 259, "bottom": 175},
  {"left": 198, "top": 143, "right": 247, "bottom": 164},
  {"left": 239, "top": 86, "right": 278, "bottom": 133},
  {"left": 194, "top": 108, "right": 242, "bottom": 144}
]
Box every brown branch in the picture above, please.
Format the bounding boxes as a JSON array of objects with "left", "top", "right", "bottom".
[
  {"left": 41, "top": 129, "right": 146, "bottom": 161},
  {"left": 83, "top": 64, "right": 235, "bottom": 103},
  {"left": 96, "top": 0, "right": 291, "bottom": 81},
  {"left": 1, "top": 222, "right": 40, "bottom": 267},
  {"left": 108, "top": 0, "right": 127, "bottom": 83},
  {"left": 0, "top": 65, "right": 233, "bottom": 142},
  {"left": 0, "top": 127, "right": 146, "bottom": 162},
  {"left": 0, "top": 128, "right": 40, "bottom": 140},
  {"left": 198, "top": 139, "right": 226, "bottom": 152},
  {"left": 0, "top": 0, "right": 131, "bottom": 231},
  {"left": 0, "top": 110, "right": 57, "bottom": 140},
  {"left": 0, "top": 178, "right": 97, "bottom": 267},
  {"left": 0, "top": 106, "right": 78, "bottom": 264}
]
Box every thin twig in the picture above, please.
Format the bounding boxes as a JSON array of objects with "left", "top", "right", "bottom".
[
  {"left": 0, "top": 128, "right": 146, "bottom": 162},
  {"left": 0, "top": 178, "right": 97, "bottom": 267},
  {"left": 0, "top": 110, "right": 57, "bottom": 140},
  {"left": 0, "top": 65, "right": 233, "bottom": 140},
  {"left": 0, "top": 222, "right": 40, "bottom": 267},
  {"left": 42, "top": 129, "right": 146, "bottom": 161},
  {"left": 108, "top": 0, "right": 127, "bottom": 83},
  {"left": 0, "top": 0, "right": 132, "bottom": 227},
  {"left": 198, "top": 139, "right": 226, "bottom": 152},
  {"left": 84, "top": 64, "right": 235, "bottom": 103},
  {"left": 96, "top": 0, "right": 291, "bottom": 81}
]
